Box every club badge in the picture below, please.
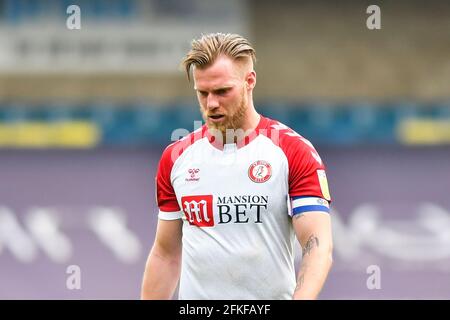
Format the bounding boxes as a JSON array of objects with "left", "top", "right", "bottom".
[{"left": 248, "top": 160, "right": 272, "bottom": 183}]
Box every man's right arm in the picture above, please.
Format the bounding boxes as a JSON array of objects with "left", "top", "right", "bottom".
[{"left": 140, "top": 218, "right": 183, "bottom": 299}]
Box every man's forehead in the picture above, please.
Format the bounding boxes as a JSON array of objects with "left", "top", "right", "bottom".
[
  {"left": 194, "top": 80, "right": 235, "bottom": 91},
  {"left": 193, "top": 73, "right": 239, "bottom": 91},
  {"left": 193, "top": 56, "right": 243, "bottom": 88}
]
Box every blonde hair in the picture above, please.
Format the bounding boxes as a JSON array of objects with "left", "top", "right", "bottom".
[{"left": 181, "top": 33, "right": 256, "bottom": 81}]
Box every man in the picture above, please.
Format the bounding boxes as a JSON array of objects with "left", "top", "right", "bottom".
[{"left": 141, "top": 33, "right": 333, "bottom": 300}]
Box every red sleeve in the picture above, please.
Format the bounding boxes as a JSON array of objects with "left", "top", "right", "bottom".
[
  {"left": 281, "top": 134, "right": 332, "bottom": 202},
  {"left": 155, "top": 144, "right": 181, "bottom": 212},
  {"left": 155, "top": 126, "right": 208, "bottom": 213}
]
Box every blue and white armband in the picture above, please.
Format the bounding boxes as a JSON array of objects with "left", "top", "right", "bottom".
[{"left": 289, "top": 196, "right": 330, "bottom": 217}]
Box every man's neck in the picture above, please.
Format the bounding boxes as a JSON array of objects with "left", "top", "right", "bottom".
[
  {"left": 241, "top": 106, "right": 260, "bottom": 132},
  {"left": 226, "top": 109, "right": 260, "bottom": 145}
]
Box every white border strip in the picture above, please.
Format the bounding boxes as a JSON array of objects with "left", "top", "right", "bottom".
[{"left": 158, "top": 210, "right": 183, "bottom": 220}]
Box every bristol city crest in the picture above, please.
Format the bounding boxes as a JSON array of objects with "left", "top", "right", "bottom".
[{"left": 248, "top": 160, "right": 272, "bottom": 183}]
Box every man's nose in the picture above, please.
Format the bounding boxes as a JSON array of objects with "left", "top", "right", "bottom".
[{"left": 206, "top": 94, "right": 219, "bottom": 110}]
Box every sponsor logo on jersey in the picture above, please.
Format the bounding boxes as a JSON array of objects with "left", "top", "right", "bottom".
[
  {"left": 317, "top": 170, "right": 331, "bottom": 201},
  {"left": 181, "top": 195, "right": 214, "bottom": 227},
  {"left": 180, "top": 194, "right": 270, "bottom": 227},
  {"left": 248, "top": 160, "right": 272, "bottom": 183},
  {"left": 185, "top": 168, "right": 200, "bottom": 182},
  {"left": 217, "top": 195, "right": 268, "bottom": 224}
]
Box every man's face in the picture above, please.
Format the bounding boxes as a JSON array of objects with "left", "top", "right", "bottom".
[{"left": 193, "top": 56, "right": 250, "bottom": 134}]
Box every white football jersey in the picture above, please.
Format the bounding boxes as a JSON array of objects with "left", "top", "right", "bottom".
[{"left": 156, "top": 116, "right": 331, "bottom": 299}]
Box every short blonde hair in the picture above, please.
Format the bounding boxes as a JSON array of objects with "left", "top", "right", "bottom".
[{"left": 181, "top": 33, "right": 256, "bottom": 81}]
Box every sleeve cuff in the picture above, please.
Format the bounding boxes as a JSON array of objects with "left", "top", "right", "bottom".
[{"left": 158, "top": 210, "right": 183, "bottom": 220}]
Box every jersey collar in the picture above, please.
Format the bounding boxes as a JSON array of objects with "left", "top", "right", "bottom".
[{"left": 205, "top": 114, "right": 269, "bottom": 151}]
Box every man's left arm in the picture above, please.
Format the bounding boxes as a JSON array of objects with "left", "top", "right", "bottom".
[{"left": 292, "top": 211, "right": 333, "bottom": 300}]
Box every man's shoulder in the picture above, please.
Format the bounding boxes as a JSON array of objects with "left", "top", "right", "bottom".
[
  {"left": 260, "top": 116, "right": 315, "bottom": 153},
  {"left": 160, "top": 125, "right": 208, "bottom": 164},
  {"left": 261, "top": 116, "right": 326, "bottom": 175}
]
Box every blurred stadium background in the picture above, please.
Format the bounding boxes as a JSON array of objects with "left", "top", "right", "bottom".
[{"left": 0, "top": 0, "right": 449, "bottom": 299}]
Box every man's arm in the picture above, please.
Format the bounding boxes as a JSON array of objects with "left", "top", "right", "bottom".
[
  {"left": 292, "top": 211, "right": 333, "bottom": 300},
  {"left": 140, "top": 218, "right": 183, "bottom": 299}
]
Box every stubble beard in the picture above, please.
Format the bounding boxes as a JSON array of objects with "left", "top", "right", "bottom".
[{"left": 202, "top": 90, "right": 248, "bottom": 144}]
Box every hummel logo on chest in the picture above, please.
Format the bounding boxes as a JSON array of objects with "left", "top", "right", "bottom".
[{"left": 186, "top": 168, "right": 200, "bottom": 182}]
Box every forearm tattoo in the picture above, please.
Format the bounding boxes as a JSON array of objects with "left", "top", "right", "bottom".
[
  {"left": 295, "top": 261, "right": 310, "bottom": 292},
  {"left": 302, "top": 234, "right": 320, "bottom": 257},
  {"left": 295, "top": 235, "right": 320, "bottom": 292},
  {"left": 295, "top": 272, "right": 305, "bottom": 291}
]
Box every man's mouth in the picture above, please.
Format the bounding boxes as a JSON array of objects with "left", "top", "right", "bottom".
[{"left": 208, "top": 114, "right": 225, "bottom": 121}]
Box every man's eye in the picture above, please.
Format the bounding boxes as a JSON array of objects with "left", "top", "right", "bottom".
[
  {"left": 198, "top": 91, "right": 208, "bottom": 97},
  {"left": 216, "top": 89, "right": 228, "bottom": 95}
]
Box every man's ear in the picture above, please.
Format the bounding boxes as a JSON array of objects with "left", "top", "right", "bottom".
[{"left": 246, "top": 71, "right": 256, "bottom": 90}]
